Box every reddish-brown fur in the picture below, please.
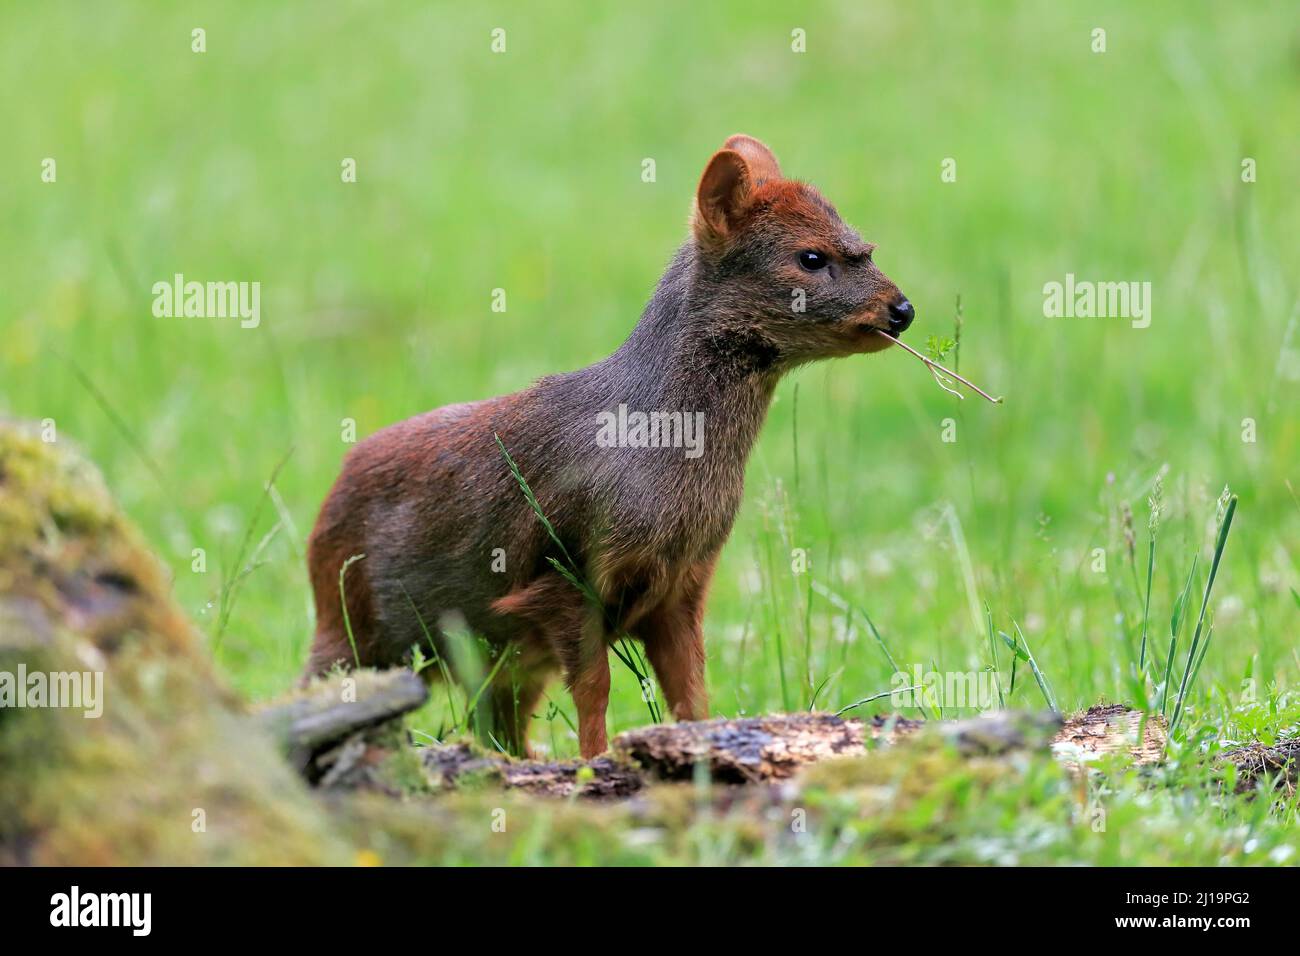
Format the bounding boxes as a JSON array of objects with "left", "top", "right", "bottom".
[{"left": 305, "top": 135, "right": 913, "bottom": 758}]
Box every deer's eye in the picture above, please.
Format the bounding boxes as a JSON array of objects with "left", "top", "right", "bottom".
[{"left": 797, "top": 250, "right": 830, "bottom": 272}]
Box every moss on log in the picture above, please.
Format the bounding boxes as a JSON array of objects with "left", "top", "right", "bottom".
[{"left": 0, "top": 421, "right": 349, "bottom": 864}]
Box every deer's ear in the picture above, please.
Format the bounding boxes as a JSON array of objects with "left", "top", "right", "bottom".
[
  {"left": 693, "top": 149, "right": 753, "bottom": 245},
  {"left": 723, "top": 134, "right": 781, "bottom": 185}
]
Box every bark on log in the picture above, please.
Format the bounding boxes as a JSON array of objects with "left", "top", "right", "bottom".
[
  {"left": 1051, "top": 703, "right": 1167, "bottom": 767},
  {"left": 613, "top": 710, "right": 1062, "bottom": 782},
  {"left": 615, "top": 713, "right": 869, "bottom": 783}
]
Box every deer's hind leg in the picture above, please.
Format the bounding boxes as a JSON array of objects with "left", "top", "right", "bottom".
[{"left": 492, "top": 574, "right": 610, "bottom": 758}]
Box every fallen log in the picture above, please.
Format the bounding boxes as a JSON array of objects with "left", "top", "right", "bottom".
[
  {"left": 255, "top": 669, "right": 429, "bottom": 774},
  {"left": 412, "top": 705, "right": 1182, "bottom": 797},
  {"left": 1051, "top": 703, "right": 1167, "bottom": 767},
  {"left": 422, "top": 744, "right": 643, "bottom": 799},
  {"left": 412, "top": 709, "right": 1065, "bottom": 796},
  {"left": 615, "top": 713, "right": 871, "bottom": 783},
  {"left": 613, "top": 710, "right": 1062, "bottom": 782}
]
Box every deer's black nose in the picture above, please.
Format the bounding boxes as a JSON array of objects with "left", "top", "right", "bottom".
[{"left": 888, "top": 297, "right": 915, "bottom": 333}]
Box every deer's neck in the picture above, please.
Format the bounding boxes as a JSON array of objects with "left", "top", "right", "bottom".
[{"left": 600, "top": 244, "right": 782, "bottom": 471}]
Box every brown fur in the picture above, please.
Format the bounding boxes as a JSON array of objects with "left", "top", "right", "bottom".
[{"left": 304, "top": 136, "right": 913, "bottom": 757}]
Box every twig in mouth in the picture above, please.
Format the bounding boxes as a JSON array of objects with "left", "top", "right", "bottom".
[{"left": 875, "top": 330, "right": 1004, "bottom": 404}]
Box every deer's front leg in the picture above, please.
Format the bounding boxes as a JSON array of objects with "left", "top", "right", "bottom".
[
  {"left": 568, "top": 644, "right": 611, "bottom": 758},
  {"left": 493, "top": 572, "right": 610, "bottom": 758},
  {"left": 640, "top": 559, "right": 714, "bottom": 722}
]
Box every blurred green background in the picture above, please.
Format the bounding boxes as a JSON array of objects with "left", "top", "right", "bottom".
[{"left": 2, "top": 1, "right": 1297, "bottom": 755}]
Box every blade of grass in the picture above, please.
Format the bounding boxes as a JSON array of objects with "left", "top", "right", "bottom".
[
  {"left": 1138, "top": 534, "right": 1156, "bottom": 672},
  {"left": 1171, "top": 495, "right": 1238, "bottom": 735},
  {"left": 810, "top": 580, "right": 929, "bottom": 720},
  {"left": 337, "top": 553, "right": 366, "bottom": 668},
  {"left": 61, "top": 353, "right": 166, "bottom": 485},
  {"left": 213, "top": 448, "right": 293, "bottom": 649},
  {"left": 1160, "top": 554, "right": 1199, "bottom": 717},
  {"left": 985, "top": 604, "right": 1006, "bottom": 709},
  {"left": 1187, "top": 620, "right": 1215, "bottom": 698},
  {"left": 835, "top": 686, "right": 917, "bottom": 717},
  {"left": 808, "top": 669, "right": 840, "bottom": 711},
  {"left": 462, "top": 645, "right": 515, "bottom": 736},
  {"left": 811, "top": 581, "right": 897, "bottom": 672},
  {"left": 1013, "top": 621, "right": 1058, "bottom": 714},
  {"left": 543, "top": 692, "right": 579, "bottom": 736},
  {"left": 762, "top": 525, "right": 792, "bottom": 713},
  {"left": 399, "top": 582, "right": 460, "bottom": 726}
]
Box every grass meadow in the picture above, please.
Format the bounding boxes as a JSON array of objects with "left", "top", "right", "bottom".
[{"left": 3, "top": 1, "right": 1299, "bottom": 864}]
